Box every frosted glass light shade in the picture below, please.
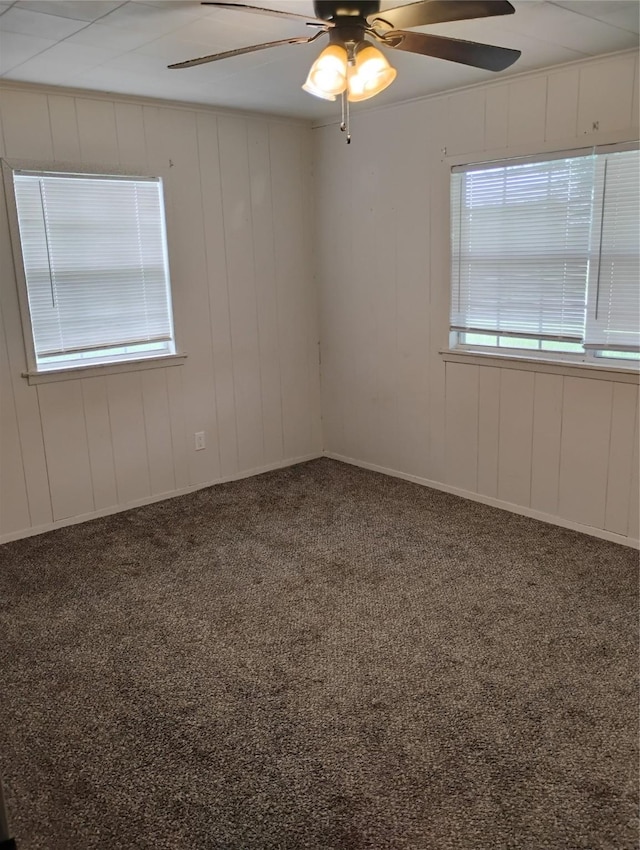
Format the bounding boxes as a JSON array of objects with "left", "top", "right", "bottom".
[
  {"left": 347, "top": 45, "right": 396, "bottom": 102},
  {"left": 301, "top": 78, "right": 337, "bottom": 100},
  {"left": 302, "top": 44, "right": 348, "bottom": 99}
]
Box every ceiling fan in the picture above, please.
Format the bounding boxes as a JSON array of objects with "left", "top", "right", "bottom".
[{"left": 169, "top": 1, "right": 521, "bottom": 139}]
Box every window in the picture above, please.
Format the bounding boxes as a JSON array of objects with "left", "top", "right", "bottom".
[
  {"left": 450, "top": 146, "right": 639, "bottom": 365},
  {"left": 4, "top": 163, "right": 176, "bottom": 375}
]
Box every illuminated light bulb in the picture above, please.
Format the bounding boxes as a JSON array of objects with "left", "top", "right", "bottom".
[
  {"left": 302, "top": 44, "right": 348, "bottom": 100},
  {"left": 347, "top": 44, "right": 396, "bottom": 102}
]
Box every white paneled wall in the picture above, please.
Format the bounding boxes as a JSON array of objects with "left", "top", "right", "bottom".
[
  {"left": 0, "top": 51, "right": 638, "bottom": 547},
  {"left": 316, "top": 50, "right": 640, "bottom": 546},
  {"left": 0, "top": 86, "right": 321, "bottom": 541},
  {"left": 441, "top": 363, "right": 639, "bottom": 539}
]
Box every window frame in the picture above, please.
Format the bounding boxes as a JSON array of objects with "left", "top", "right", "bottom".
[
  {"left": 445, "top": 139, "right": 640, "bottom": 375},
  {"left": 2, "top": 158, "right": 185, "bottom": 384}
]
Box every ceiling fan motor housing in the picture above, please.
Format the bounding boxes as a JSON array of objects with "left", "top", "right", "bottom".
[{"left": 313, "top": 1, "right": 381, "bottom": 22}]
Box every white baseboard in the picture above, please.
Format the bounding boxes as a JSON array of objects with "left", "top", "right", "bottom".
[
  {"left": 3, "top": 450, "right": 637, "bottom": 550},
  {"left": 323, "top": 452, "right": 640, "bottom": 550},
  {"left": 0, "top": 453, "right": 322, "bottom": 545}
]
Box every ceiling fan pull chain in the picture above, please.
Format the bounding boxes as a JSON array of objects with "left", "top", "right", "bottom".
[
  {"left": 346, "top": 94, "right": 351, "bottom": 144},
  {"left": 339, "top": 90, "right": 351, "bottom": 143}
]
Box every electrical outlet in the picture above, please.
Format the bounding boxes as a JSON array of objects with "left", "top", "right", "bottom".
[{"left": 194, "top": 431, "right": 205, "bottom": 451}]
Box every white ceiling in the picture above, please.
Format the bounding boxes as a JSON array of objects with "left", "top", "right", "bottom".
[{"left": 0, "top": 0, "right": 638, "bottom": 120}]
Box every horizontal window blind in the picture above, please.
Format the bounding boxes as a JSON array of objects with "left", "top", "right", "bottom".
[
  {"left": 13, "top": 172, "right": 174, "bottom": 361},
  {"left": 584, "top": 150, "right": 640, "bottom": 352},
  {"left": 451, "top": 156, "right": 595, "bottom": 341}
]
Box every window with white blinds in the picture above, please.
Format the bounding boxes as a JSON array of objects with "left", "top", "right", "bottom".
[
  {"left": 10, "top": 168, "right": 175, "bottom": 373},
  {"left": 450, "top": 147, "right": 639, "bottom": 361}
]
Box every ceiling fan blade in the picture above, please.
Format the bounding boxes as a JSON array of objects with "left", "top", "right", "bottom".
[
  {"left": 369, "top": 0, "right": 515, "bottom": 31},
  {"left": 383, "top": 30, "right": 521, "bottom": 71},
  {"left": 168, "top": 33, "right": 323, "bottom": 69},
  {"left": 200, "top": 2, "right": 331, "bottom": 26}
]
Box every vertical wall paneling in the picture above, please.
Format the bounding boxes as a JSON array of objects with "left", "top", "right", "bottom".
[
  {"left": 507, "top": 76, "right": 547, "bottom": 148},
  {"left": 365, "top": 119, "right": 395, "bottom": 467},
  {"left": 446, "top": 90, "right": 485, "bottom": 156},
  {"left": 247, "top": 120, "right": 284, "bottom": 466},
  {"left": 393, "top": 105, "right": 431, "bottom": 479},
  {"left": 165, "top": 365, "right": 189, "bottom": 491},
  {"left": 195, "top": 111, "right": 238, "bottom": 478},
  {"left": 605, "top": 383, "right": 638, "bottom": 535},
  {"left": 48, "top": 95, "right": 81, "bottom": 162},
  {"left": 558, "top": 377, "right": 613, "bottom": 528},
  {"left": 0, "top": 151, "right": 53, "bottom": 527},
  {"left": 314, "top": 128, "right": 350, "bottom": 456},
  {"left": 484, "top": 85, "right": 508, "bottom": 151},
  {"left": 151, "top": 107, "right": 220, "bottom": 486},
  {"left": 0, "top": 108, "right": 19, "bottom": 555},
  {"left": 344, "top": 119, "right": 391, "bottom": 467},
  {"left": 0, "top": 299, "right": 30, "bottom": 535},
  {"left": 81, "top": 377, "right": 118, "bottom": 512},
  {"left": 316, "top": 50, "right": 639, "bottom": 544},
  {"left": 106, "top": 372, "right": 151, "bottom": 505},
  {"left": 37, "top": 380, "right": 94, "bottom": 521},
  {"left": 269, "top": 122, "right": 315, "bottom": 459},
  {"left": 141, "top": 369, "right": 176, "bottom": 497},
  {"left": 368, "top": 118, "right": 400, "bottom": 470},
  {"left": 427, "top": 98, "right": 450, "bottom": 483},
  {"left": 217, "top": 115, "right": 265, "bottom": 472},
  {"left": 300, "top": 128, "right": 323, "bottom": 457},
  {"left": 322, "top": 132, "right": 359, "bottom": 462},
  {"left": 0, "top": 87, "right": 320, "bottom": 542},
  {"left": 497, "top": 370, "right": 535, "bottom": 508},
  {"left": 477, "top": 367, "right": 501, "bottom": 498},
  {"left": 444, "top": 362, "right": 479, "bottom": 493},
  {"left": 530, "top": 372, "right": 563, "bottom": 516},
  {"left": 350, "top": 133, "right": 377, "bottom": 464},
  {"left": 545, "top": 68, "right": 580, "bottom": 141},
  {"left": 0, "top": 88, "right": 53, "bottom": 160},
  {"left": 577, "top": 54, "right": 636, "bottom": 136},
  {"left": 2, "top": 51, "right": 637, "bottom": 544},
  {"left": 75, "top": 98, "right": 119, "bottom": 164},
  {"left": 627, "top": 408, "right": 639, "bottom": 540},
  {"left": 114, "top": 102, "right": 147, "bottom": 168}
]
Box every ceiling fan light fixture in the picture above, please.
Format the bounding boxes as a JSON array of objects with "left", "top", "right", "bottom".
[
  {"left": 302, "top": 78, "right": 338, "bottom": 100},
  {"left": 302, "top": 43, "right": 348, "bottom": 99},
  {"left": 347, "top": 43, "right": 396, "bottom": 102}
]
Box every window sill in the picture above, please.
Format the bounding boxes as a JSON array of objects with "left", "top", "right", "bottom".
[
  {"left": 440, "top": 349, "right": 639, "bottom": 384},
  {"left": 22, "top": 353, "right": 187, "bottom": 385}
]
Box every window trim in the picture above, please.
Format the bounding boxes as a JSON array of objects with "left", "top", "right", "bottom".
[
  {"left": 2, "top": 157, "right": 184, "bottom": 381},
  {"left": 441, "top": 348, "right": 639, "bottom": 384},
  {"left": 21, "top": 352, "right": 188, "bottom": 386},
  {"left": 444, "top": 136, "right": 639, "bottom": 170},
  {"left": 447, "top": 139, "right": 640, "bottom": 370}
]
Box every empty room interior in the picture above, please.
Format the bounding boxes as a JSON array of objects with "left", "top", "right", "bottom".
[{"left": 0, "top": 1, "right": 639, "bottom": 848}]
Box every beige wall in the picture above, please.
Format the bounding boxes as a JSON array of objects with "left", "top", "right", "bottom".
[
  {"left": 0, "top": 86, "right": 322, "bottom": 541},
  {"left": 314, "top": 50, "right": 640, "bottom": 546}
]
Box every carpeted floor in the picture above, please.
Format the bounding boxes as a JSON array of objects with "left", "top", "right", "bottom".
[{"left": 0, "top": 458, "right": 638, "bottom": 850}]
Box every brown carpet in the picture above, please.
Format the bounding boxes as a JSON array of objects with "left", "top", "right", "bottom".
[{"left": 0, "top": 458, "right": 638, "bottom": 850}]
